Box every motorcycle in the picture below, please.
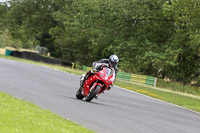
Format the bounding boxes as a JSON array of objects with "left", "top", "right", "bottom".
[{"left": 76, "top": 63, "right": 115, "bottom": 102}]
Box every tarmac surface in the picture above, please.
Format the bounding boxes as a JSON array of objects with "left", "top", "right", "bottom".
[{"left": 0, "top": 58, "right": 200, "bottom": 133}]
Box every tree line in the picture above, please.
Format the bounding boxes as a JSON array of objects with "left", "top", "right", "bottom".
[{"left": 0, "top": 0, "right": 200, "bottom": 85}]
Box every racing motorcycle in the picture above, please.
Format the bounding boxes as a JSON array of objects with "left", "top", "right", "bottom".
[{"left": 76, "top": 63, "right": 115, "bottom": 102}]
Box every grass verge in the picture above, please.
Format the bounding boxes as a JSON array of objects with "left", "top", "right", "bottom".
[
  {"left": 157, "top": 79, "right": 200, "bottom": 96},
  {"left": 1, "top": 54, "right": 200, "bottom": 113},
  {"left": 0, "top": 91, "right": 94, "bottom": 133},
  {"left": 115, "top": 80, "right": 200, "bottom": 113}
]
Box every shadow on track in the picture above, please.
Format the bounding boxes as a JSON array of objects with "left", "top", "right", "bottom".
[{"left": 57, "top": 94, "right": 107, "bottom": 106}]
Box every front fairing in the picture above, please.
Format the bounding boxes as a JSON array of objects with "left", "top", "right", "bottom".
[
  {"left": 97, "top": 67, "right": 115, "bottom": 85},
  {"left": 83, "top": 67, "right": 115, "bottom": 96},
  {"left": 83, "top": 75, "right": 98, "bottom": 96}
]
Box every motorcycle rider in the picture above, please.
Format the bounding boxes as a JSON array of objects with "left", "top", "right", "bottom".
[{"left": 80, "top": 55, "right": 119, "bottom": 89}]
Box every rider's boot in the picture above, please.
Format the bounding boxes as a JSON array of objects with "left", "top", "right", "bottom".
[{"left": 80, "top": 74, "right": 85, "bottom": 87}]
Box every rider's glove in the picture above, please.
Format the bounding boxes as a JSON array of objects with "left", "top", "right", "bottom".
[
  {"left": 95, "top": 65, "right": 103, "bottom": 71},
  {"left": 100, "top": 65, "right": 104, "bottom": 70},
  {"left": 100, "top": 64, "right": 106, "bottom": 70},
  {"left": 91, "top": 68, "right": 97, "bottom": 73}
]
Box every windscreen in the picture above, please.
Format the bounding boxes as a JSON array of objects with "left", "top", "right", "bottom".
[{"left": 105, "top": 68, "right": 115, "bottom": 82}]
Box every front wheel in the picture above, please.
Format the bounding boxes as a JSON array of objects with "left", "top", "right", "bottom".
[
  {"left": 76, "top": 87, "right": 84, "bottom": 100},
  {"left": 85, "top": 85, "right": 101, "bottom": 102}
]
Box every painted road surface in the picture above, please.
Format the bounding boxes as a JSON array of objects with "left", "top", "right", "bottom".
[{"left": 0, "top": 58, "right": 200, "bottom": 133}]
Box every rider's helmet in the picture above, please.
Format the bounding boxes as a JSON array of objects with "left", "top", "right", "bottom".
[{"left": 109, "top": 55, "right": 119, "bottom": 67}]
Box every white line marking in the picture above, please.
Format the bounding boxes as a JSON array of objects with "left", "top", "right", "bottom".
[{"left": 114, "top": 85, "right": 200, "bottom": 115}]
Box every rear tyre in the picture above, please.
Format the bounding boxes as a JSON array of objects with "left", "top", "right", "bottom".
[
  {"left": 85, "top": 85, "right": 101, "bottom": 102},
  {"left": 76, "top": 87, "right": 84, "bottom": 100}
]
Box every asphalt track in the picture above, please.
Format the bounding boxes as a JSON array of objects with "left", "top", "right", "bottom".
[{"left": 0, "top": 58, "right": 200, "bottom": 133}]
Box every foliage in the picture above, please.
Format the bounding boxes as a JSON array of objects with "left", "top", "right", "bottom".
[
  {"left": 0, "top": 0, "right": 200, "bottom": 85},
  {"left": 162, "top": 0, "right": 200, "bottom": 84},
  {"left": 1, "top": 0, "right": 67, "bottom": 56}
]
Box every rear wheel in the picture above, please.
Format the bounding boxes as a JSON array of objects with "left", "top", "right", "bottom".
[
  {"left": 76, "top": 87, "right": 84, "bottom": 100},
  {"left": 85, "top": 85, "right": 101, "bottom": 102}
]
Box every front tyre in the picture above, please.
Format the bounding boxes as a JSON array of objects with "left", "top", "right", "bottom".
[
  {"left": 76, "top": 87, "right": 84, "bottom": 100},
  {"left": 85, "top": 85, "right": 101, "bottom": 102}
]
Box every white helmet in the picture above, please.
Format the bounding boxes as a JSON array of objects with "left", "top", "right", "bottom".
[{"left": 109, "top": 55, "right": 119, "bottom": 67}]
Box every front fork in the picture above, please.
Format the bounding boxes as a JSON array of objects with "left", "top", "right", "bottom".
[{"left": 89, "top": 81, "right": 103, "bottom": 95}]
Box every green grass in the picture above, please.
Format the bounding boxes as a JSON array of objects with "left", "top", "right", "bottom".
[
  {"left": 157, "top": 79, "right": 200, "bottom": 96},
  {"left": 0, "top": 91, "right": 94, "bottom": 133},
  {"left": 1, "top": 54, "right": 200, "bottom": 113}
]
